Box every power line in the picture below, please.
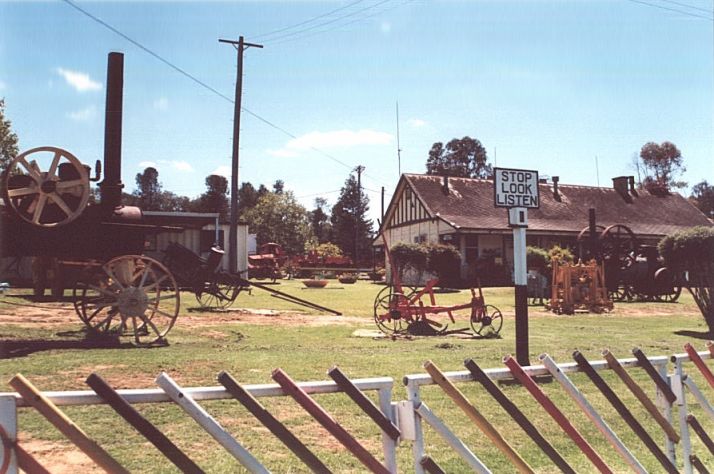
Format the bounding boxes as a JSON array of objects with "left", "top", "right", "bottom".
[
  {"left": 59, "top": 0, "right": 391, "bottom": 188},
  {"left": 262, "top": 0, "right": 394, "bottom": 45},
  {"left": 657, "top": 0, "right": 712, "bottom": 14},
  {"left": 250, "top": 0, "right": 366, "bottom": 41},
  {"left": 624, "top": 0, "right": 714, "bottom": 20},
  {"left": 267, "top": 0, "right": 411, "bottom": 47}
]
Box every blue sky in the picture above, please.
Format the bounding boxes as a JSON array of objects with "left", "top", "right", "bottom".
[{"left": 1, "top": 0, "right": 712, "bottom": 223}]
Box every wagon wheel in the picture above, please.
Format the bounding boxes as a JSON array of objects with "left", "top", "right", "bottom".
[
  {"left": 374, "top": 292, "right": 413, "bottom": 335},
  {"left": 470, "top": 305, "right": 503, "bottom": 337},
  {"left": 576, "top": 225, "right": 606, "bottom": 261},
  {"left": 2, "top": 147, "right": 90, "bottom": 227},
  {"left": 76, "top": 255, "right": 180, "bottom": 345},
  {"left": 600, "top": 225, "right": 638, "bottom": 267},
  {"left": 196, "top": 281, "right": 236, "bottom": 310},
  {"left": 373, "top": 285, "right": 417, "bottom": 313},
  {"left": 653, "top": 267, "right": 682, "bottom": 303},
  {"left": 608, "top": 283, "right": 632, "bottom": 303}
]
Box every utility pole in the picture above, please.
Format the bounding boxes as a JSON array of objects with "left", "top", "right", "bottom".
[
  {"left": 219, "top": 36, "right": 262, "bottom": 273},
  {"left": 354, "top": 165, "right": 365, "bottom": 265}
]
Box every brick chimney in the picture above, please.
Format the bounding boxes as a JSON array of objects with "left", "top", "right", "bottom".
[
  {"left": 441, "top": 175, "right": 449, "bottom": 195},
  {"left": 552, "top": 176, "right": 561, "bottom": 202},
  {"left": 628, "top": 176, "right": 638, "bottom": 197},
  {"left": 612, "top": 176, "right": 632, "bottom": 203}
]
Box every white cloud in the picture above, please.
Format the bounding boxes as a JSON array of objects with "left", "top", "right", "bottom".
[
  {"left": 56, "top": 67, "right": 102, "bottom": 92},
  {"left": 170, "top": 160, "right": 193, "bottom": 172},
  {"left": 66, "top": 105, "right": 97, "bottom": 121},
  {"left": 153, "top": 97, "right": 169, "bottom": 110},
  {"left": 212, "top": 165, "right": 231, "bottom": 178},
  {"left": 268, "top": 129, "right": 393, "bottom": 158},
  {"left": 407, "top": 118, "right": 427, "bottom": 128},
  {"left": 138, "top": 161, "right": 158, "bottom": 169},
  {"left": 380, "top": 21, "right": 392, "bottom": 34}
]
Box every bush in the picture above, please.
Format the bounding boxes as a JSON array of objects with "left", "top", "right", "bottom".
[
  {"left": 526, "top": 246, "right": 550, "bottom": 271},
  {"left": 390, "top": 242, "right": 428, "bottom": 281},
  {"left": 549, "top": 245, "right": 574, "bottom": 265},
  {"left": 425, "top": 243, "right": 461, "bottom": 287},
  {"left": 308, "top": 242, "right": 343, "bottom": 258},
  {"left": 659, "top": 226, "right": 714, "bottom": 335}
]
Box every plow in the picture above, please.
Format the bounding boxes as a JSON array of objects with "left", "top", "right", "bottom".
[{"left": 373, "top": 235, "right": 502, "bottom": 337}]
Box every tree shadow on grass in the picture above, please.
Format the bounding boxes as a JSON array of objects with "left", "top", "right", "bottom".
[
  {"left": 0, "top": 331, "right": 137, "bottom": 359},
  {"left": 674, "top": 330, "right": 714, "bottom": 341}
]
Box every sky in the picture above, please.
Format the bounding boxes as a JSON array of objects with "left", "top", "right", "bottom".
[{"left": 1, "top": 0, "right": 712, "bottom": 225}]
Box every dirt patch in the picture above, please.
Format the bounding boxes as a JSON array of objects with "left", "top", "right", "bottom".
[
  {"left": 17, "top": 437, "right": 100, "bottom": 473},
  {"left": 0, "top": 300, "right": 367, "bottom": 330},
  {"left": 179, "top": 309, "right": 366, "bottom": 328}
]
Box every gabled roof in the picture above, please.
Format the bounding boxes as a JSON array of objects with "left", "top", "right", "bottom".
[{"left": 396, "top": 174, "right": 712, "bottom": 237}]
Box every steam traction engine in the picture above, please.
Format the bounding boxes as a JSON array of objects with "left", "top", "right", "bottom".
[{"left": 0, "top": 53, "right": 180, "bottom": 345}]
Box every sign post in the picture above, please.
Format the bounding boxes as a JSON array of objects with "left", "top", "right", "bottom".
[{"left": 494, "top": 168, "right": 539, "bottom": 366}]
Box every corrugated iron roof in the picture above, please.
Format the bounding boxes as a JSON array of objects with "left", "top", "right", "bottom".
[{"left": 401, "top": 174, "right": 712, "bottom": 237}]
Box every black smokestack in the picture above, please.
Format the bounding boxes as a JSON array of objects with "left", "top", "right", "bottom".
[{"left": 100, "top": 52, "right": 124, "bottom": 211}]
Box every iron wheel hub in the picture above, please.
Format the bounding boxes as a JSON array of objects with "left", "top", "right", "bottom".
[{"left": 117, "top": 287, "right": 149, "bottom": 317}]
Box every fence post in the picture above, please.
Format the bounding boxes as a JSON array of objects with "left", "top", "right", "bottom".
[
  {"left": 656, "top": 362, "right": 677, "bottom": 465},
  {"left": 0, "top": 395, "right": 18, "bottom": 474},
  {"left": 673, "top": 356, "right": 694, "bottom": 474},
  {"left": 404, "top": 379, "right": 426, "bottom": 474},
  {"left": 377, "top": 386, "right": 398, "bottom": 473}
]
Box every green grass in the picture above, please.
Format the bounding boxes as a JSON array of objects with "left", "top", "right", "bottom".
[{"left": 1, "top": 281, "right": 712, "bottom": 472}]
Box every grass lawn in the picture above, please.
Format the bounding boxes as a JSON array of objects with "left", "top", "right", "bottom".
[{"left": 1, "top": 279, "right": 713, "bottom": 472}]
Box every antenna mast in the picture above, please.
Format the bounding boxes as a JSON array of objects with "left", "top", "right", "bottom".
[{"left": 396, "top": 101, "right": 402, "bottom": 177}]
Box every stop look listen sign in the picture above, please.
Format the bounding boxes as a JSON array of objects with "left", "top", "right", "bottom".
[{"left": 493, "top": 168, "right": 540, "bottom": 209}]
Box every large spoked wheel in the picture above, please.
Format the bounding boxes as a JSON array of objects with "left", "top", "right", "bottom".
[
  {"left": 470, "top": 305, "right": 503, "bottom": 337},
  {"left": 75, "top": 255, "right": 180, "bottom": 345},
  {"left": 374, "top": 292, "right": 412, "bottom": 335},
  {"left": 2, "top": 147, "right": 90, "bottom": 227},
  {"left": 196, "top": 281, "right": 237, "bottom": 310}
]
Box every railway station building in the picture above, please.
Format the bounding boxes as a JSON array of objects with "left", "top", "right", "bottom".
[{"left": 378, "top": 173, "right": 713, "bottom": 286}]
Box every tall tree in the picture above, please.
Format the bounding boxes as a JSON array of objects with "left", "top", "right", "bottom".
[
  {"left": 192, "top": 174, "right": 229, "bottom": 219},
  {"left": 133, "top": 167, "right": 162, "bottom": 211},
  {"left": 237, "top": 182, "right": 260, "bottom": 217},
  {"left": 331, "top": 174, "right": 373, "bottom": 263},
  {"left": 639, "top": 141, "right": 685, "bottom": 193},
  {"left": 273, "top": 179, "right": 285, "bottom": 194},
  {"left": 0, "top": 98, "right": 19, "bottom": 173},
  {"left": 244, "top": 191, "right": 313, "bottom": 254},
  {"left": 691, "top": 181, "right": 714, "bottom": 218},
  {"left": 425, "top": 136, "right": 492, "bottom": 179},
  {"left": 309, "top": 197, "right": 332, "bottom": 243}
]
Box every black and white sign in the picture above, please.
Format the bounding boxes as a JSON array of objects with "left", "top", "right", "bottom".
[{"left": 493, "top": 167, "right": 540, "bottom": 209}]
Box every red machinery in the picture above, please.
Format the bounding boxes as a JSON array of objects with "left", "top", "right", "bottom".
[
  {"left": 248, "top": 243, "right": 286, "bottom": 282},
  {"left": 373, "top": 235, "right": 503, "bottom": 336}
]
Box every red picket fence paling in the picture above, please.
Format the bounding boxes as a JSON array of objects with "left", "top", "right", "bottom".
[
  {"left": 271, "top": 368, "right": 391, "bottom": 474},
  {"left": 684, "top": 343, "right": 714, "bottom": 390},
  {"left": 503, "top": 355, "right": 613, "bottom": 474}
]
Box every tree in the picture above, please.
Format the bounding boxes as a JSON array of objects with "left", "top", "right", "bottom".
[
  {"left": 273, "top": 179, "right": 285, "bottom": 194},
  {"left": 133, "top": 167, "right": 162, "bottom": 211},
  {"left": 309, "top": 197, "right": 332, "bottom": 243},
  {"left": 425, "top": 136, "right": 492, "bottom": 179},
  {"left": 192, "top": 174, "right": 229, "bottom": 220},
  {"left": 639, "top": 141, "right": 685, "bottom": 193},
  {"left": 659, "top": 227, "right": 714, "bottom": 336},
  {"left": 690, "top": 181, "right": 714, "bottom": 219},
  {"left": 0, "top": 98, "right": 19, "bottom": 173},
  {"left": 243, "top": 191, "right": 313, "bottom": 255},
  {"left": 331, "top": 174, "right": 373, "bottom": 263}
]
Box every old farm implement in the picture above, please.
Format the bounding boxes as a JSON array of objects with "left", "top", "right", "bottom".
[
  {"left": 373, "top": 236, "right": 502, "bottom": 337},
  {"left": 162, "top": 242, "right": 341, "bottom": 315},
  {"left": 1, "top": 52, "right": 339, "bottom": 346},
  {"left": 577, "top": 223, "right": 681, "bottom": 303}
]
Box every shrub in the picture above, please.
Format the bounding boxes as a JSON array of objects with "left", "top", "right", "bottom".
[
  {"left": 390, "top": 242, "right": 428, "bottom": 281},
  {"left": 425, "top": 243, "right": 461, "bottom": 288},
  {"left": 526, "top": 246, "right": 550, "bottom": 271},
  {"left": 659, "top": 226, "right": 714, "bottom": 335},
  {"left": 549, "top": 245, "right": 574, "bottom": 265}
]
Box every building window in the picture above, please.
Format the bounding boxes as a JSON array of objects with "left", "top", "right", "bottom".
[
  {"left": 464, "top": 234, "right": 478, "bottom": 263},
  {"left": 414, "top": 234, "right": 427, "bottom": 244}
]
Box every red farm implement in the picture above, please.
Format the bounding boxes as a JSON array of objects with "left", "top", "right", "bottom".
[{"left": 373, "top": 236, "right": 503, "bottom": 337}]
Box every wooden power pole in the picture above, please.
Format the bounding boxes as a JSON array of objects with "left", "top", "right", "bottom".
[{"left": 220, "top": 36, "right": 262, "bottom": 273}]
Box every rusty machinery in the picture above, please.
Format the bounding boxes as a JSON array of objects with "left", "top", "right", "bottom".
[
  {"left": 576, "top": 223, "right": 681, "bottom": 303},
  {"left": 1, "top": 52, "right": 182, "bottom": 345}
]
